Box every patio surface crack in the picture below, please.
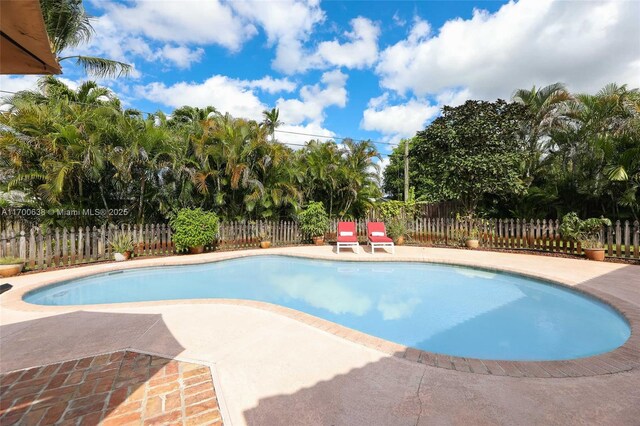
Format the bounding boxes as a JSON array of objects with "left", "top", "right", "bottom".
[{"left": 414, "top": 366, "right": 427, "bottom": 426}]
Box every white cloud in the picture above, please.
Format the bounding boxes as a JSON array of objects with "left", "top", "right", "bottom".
[
  {"left": 271, "top": 17, "right": 381, "bottom": 74},
  {"left": 0, "top": 75, "right": 82, "bottom": 95},
  {"left": 80, "top": 0, "right": 363, "bottom": 75},
  {"left": 314, "top": 17, "right": 380, "bottom": 70},
  {"left": 70, "top": 15, "right": 205, "bottom": 71},
  {"left": 136, "top": 75, "right": 268, "bottom": 120},
  {"left": 276, "top": 70, "right": 348, "bottom": 125},
  {"left": 228, "top": 0, "right": 326, "bottom": 73},
  {"left": 77, "top": 2, "right": 378, "bottom": 76},
  {"left": 392, "top": 11, "right": 406, "bottom": 27},
  {"left": 246, "top": 76, "right": 297, "bottom": 94},
  {"left": 376, "top": 0, "right": 640, "bottom": 100},
  {"left": 135, "top": 73, "right": 325, "bottom": 123},
  {"left": 0, "top": 75, "right": 40, "bottom": 94},
  {"left": 376, "top": 156, "right": 391, "bottom": 177},
  {"left": 361, "top": 93, "right": 440, "bottom": 142},
  {"left": 99, "top": 0, "right": 255, "bottom": 50},
  {"left": 435, "top": 88, "right": 472, "bottom": 108},
  {"left": 157, "top": 45, "right": 205, "bottom": 69}
]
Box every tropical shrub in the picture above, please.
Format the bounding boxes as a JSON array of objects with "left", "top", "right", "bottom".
[
  {"left": 386, "top": 219, "right": 407, "bottom": 240},
  {"left": 109, "top": 234, "right": 134, "bottom": 253},
  {"left": 298, "top": 202, "right": 330, "bottom": 238},
  {"left": 377, "top": 200, "right": 404, "bottom": 220},
  {"left": 258, "top": 223, "right": 272, "bottom": 242},
  {"left": 376, "top": 190, "right": 416, "bottom": 221},
  {"left": 0, "top": 257, "right": 23, "bottom": 265},
  {"left": 559, "top": 212, "right": 612, "bottom": 248},
  {"left": 170, "top": 208, "right": 219, "bottom": 251}
]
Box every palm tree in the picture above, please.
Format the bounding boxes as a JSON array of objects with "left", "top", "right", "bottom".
[
  {"left": 339, "top": 139, "right": 381, "bottom": 216},
  {"left": 40, "top": 0, "right": 132, "bottom": 78},
  {"left": 564, "top": 84, "right": 640, "bottom": 217},
  {"left": 0, "top": 77, "right": 123, "bottom": 225},
  {"left": 262, "top": 108, "right": 282, "bottom": 143},
  {"left": 512, "top": 83, "right": 572, "bottom": 181},
  {"left": 168, "top": 106, "right": 219, "bottom": 127}
]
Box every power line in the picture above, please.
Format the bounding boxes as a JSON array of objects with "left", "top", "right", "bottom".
[
  {"left": 0, "top": 89, "right": 393, "bottom": 157},
  {"left": 273, "top": 129, "right": 397, "bottom": 146}
]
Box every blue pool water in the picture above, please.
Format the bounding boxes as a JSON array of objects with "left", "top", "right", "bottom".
[{"left": 25, "top": 256, "right": 630, "bottom": 361}]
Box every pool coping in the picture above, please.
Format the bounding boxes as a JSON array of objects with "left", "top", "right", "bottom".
[{"left": 2, "top": 248, "right": 639, "bottom": 379}]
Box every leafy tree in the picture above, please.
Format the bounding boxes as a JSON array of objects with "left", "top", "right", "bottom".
[
  {"left": 411, "top": 100, "right": 529, "bottom": 215},
  {"left": 382, "top": 138, "right": 410, "bottom": 199}
]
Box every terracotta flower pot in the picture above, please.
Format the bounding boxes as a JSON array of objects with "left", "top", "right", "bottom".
[
  {"left": 189, "top": 245, "right": 205, "bottom": 254},
  {"left": 0, "top": 263, "right": 24, "bottom": 278},
  {"left": 584, "top": 248, "right": 605, "bottom": 261},
  {"left": 260, "top": 241, "right": 271, "bottom": 249},
  {"left": 312, "top": 236, "right": 325, "bottom": 246},
  {"left": 465, "top": 239, "right": 479, "bottom": 249},
  {"left": 395, "top": 236, "right": 405, "bottom": 246},
  {"left": 123, "top": 250, "right": 131, "bottom": 260}
]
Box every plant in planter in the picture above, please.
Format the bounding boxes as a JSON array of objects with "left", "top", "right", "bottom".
[
  {"left": 298, "top": 202, "right": 330, "bottom": 245},
  {"left": 0, "top": 257, "right": 25, "bottom": 277},
  {"left": 457, "top": 214, "right": 481, "bottom": 248},
  {"left": 109, "top": 234, "right": 134, "bottom": 261},
  {"left": 559, "top": 212, "right": 612, "bottom": 261},
  {"left": 259, "top": 225, "right": 272, "bottom": 249},
  {"left": 465, "top": 226, "right": 480, "bottom": 248},
  {"left": 170, "top": 208, "right": 219, "bottom": 254},
  {"left": 386, "top": 219, "right": 408, "bottom": 245}
]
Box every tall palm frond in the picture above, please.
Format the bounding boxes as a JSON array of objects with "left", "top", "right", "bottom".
[{"left": 40, "top": 0, "right": 132, "bottom": 78}]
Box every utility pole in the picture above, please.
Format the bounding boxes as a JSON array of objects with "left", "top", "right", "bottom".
[{"left": 403, "top": 139, "right": 409, "bottom": 201}]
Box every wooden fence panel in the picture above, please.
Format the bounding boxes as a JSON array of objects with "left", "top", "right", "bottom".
[{"left": 3, "top": 217, "right": 640, "bottom": 271}]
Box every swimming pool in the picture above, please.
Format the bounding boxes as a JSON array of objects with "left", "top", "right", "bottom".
[{"left": 24, "top": 255, "right": 630, "bottom": 361}]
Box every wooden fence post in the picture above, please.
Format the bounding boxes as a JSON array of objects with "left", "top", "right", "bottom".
[
  {"left": 29, "top": 228, "right": 36, "bottom": 269},
  {"left": 624, "top": 221, "right": 630, "bottom": 258},
  {"left": 615, "top": 220, "right": 622, "bottom": 257},
  {"left": 62, "top": 228, "right": 68, "bottom": 266},
  {"left": 19, "top": 231, "right": 26, "bottom": 260}
]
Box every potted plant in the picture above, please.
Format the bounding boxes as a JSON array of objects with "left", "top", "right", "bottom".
[
  {"left": 560, "top": 212, "right": 611, "bottom": 261},
  {"left": 387, "top": 219, "right": 407, "bottom": 245},
  {"left": 109, "top": 234, "right": 134, "bottom": 261},
  {"left": 170, "top": 208, "right": 219, "bottom": 254},
  {"left": 457, "top": 214, "right": 480, "bottom": 248},
  {"left": 0, "top": 257, "right": 24, "bottom": 277},
  {"left": 298, "top": 202, "right": 330, "bottom": 245},
  {"left": 259, "top": 225, "right": 272, "bottom": 249},
  {"left": 465, "top": 226, "right": 480, "bottom": 249}
]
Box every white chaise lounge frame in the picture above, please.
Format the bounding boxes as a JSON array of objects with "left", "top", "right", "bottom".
[
  {"left": 367, "top": 239, "right": 394, "bottom": 254},
  {"left": 337, "top": 240, "right": 360, "bottom": 253}
]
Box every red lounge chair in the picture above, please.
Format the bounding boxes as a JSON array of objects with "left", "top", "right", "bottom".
[
  {"left": 367, "top": 222, "right": 395, "bottom": 254},
  {"left": 337, "top": 221, "right": 360, "bottom": 253}
]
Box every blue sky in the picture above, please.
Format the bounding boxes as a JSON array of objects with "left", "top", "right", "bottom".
[{"left": 2, "top": 0, "right": 639, "bottom": 160}]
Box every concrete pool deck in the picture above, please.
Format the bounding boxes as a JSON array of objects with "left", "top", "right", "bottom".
[{"left": 1, "top": 246, "right": 639, "bottom": 425}]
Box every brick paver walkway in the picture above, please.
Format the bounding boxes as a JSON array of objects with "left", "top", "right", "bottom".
[{"left": 0, "top": 351, "right": 223, "bottom": 425}]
